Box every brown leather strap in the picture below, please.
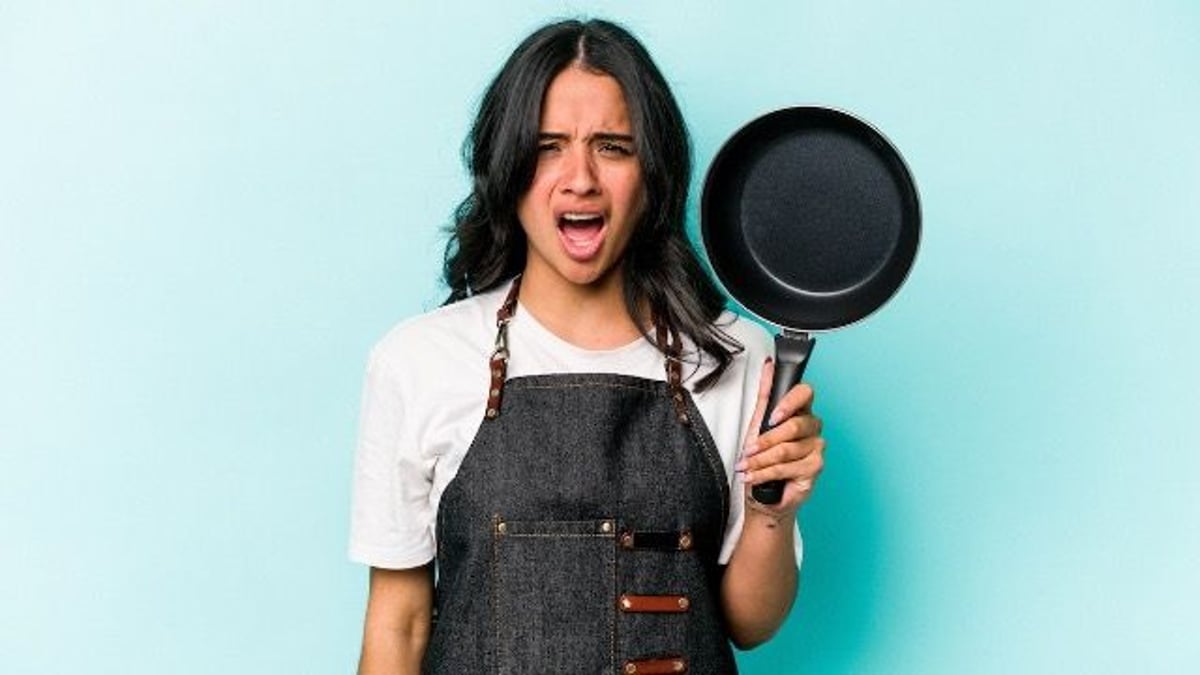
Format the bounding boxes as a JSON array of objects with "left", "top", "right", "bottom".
[
  {"left": 622, "top": 656, "right": 688, "bottom": 674},
  {"left": 496, "top": 276, "right": 520, "bottom": 323},
  {"left": 618, "top": 593, "right": 691, "bottom": 613},
  {"left": 485, "top": 277, "right": 522, "bottom": 420},
  {"left": 654, "top": 318, "right": 689, "bottom": 424}
]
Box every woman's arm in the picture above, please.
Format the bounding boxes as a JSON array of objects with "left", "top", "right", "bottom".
[
  {"left": 721, "top": 360, "right": 825, "bottom": 649},
  {"left": 358, "top": 564, "right": 435, "bottom": 675}
]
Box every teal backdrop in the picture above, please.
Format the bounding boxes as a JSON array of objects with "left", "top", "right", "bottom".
[{"left": 2, "top": 1, "right": 1197, "bottom": 672}]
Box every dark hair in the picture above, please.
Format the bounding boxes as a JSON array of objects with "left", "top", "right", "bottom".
[{"left": 442, "top": 18, "right": 741, "bottom": 390}]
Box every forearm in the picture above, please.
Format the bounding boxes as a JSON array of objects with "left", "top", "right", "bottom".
[
  {"left": 720, "top": 507, "right": 799, "bottom": 649},
  {"left": 357, "top": 565, "right": 434, "bottom": 675},
  {"left": 357, "top": 617, "right": 428, "bottom": 675}
]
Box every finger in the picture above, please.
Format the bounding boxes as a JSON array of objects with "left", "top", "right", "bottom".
[
  {"left": 743, "top": 448, "right": 825, "bottom": 487},
  {"left": 756, "top": 413, "right": 823, "bottom": 451},
  {"left": 767, "top": 382, "right": 815, "bottom": 428},
  {"left": 744, "top": 436, "right": 824, "bottom": 472},
  {"left": 740, "top": 436, "right": 825, "bottom": 474},
  {"left": 742, "top": 358, "right": 774, "bottom": 454}
]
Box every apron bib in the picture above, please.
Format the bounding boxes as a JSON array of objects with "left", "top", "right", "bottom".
[{"left": 424, "top": 279, "right": 738, "bottom": 674}]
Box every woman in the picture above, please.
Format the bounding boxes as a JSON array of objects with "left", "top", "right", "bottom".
[{"left": 350, "top": 18, "right": 825, "bottom": 674}]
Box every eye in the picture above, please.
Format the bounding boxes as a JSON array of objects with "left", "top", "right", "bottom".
[
  {"left": 537, "top": 140, "right": 562, "bottom": 154},
  {"left": 598, "top": 141, "right": 634, "bottom": 156}
]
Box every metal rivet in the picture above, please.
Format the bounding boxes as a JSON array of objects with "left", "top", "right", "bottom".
[
  {"left": 600, "top": 520, "right": 613, "bottom": 534},
  {"left": 620, "top": 532, "right": 634, "bottom": 548},
  {"left": 673, "top": 659, "right": 685, "bottom": 672},
  {"left": 486, "top": 408, "right": 498, "bottom": 419},
  {"left": 673, "top": 392, "right": 683, "bottom": 402},
  {"left": 678, "top": 596, "right": 690, "bottom": 610},
  {"left": 679, "top": 531, "right": 693, "bottom": 550},
  {"left": 619, "top": 595, "right": 632, "bottom": 610},
  {"left": 678, "top": 413, "right": 689, "bottom": 424},
  {"left": 496, "top": 521, "right": 507, "bottom": 535},
  {"left": 624, "top": 663, "right": 637, "bottom": 674},
  {"left": 490, "top": 388, "right": 500, "bottom": 396},
  {"left": 492, "top": 369, "right": 502, "bottom": 378}
]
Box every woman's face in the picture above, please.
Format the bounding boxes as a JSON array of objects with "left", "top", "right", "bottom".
[{"left": 516, "top": 66, "right": 646, "bottom": 292}]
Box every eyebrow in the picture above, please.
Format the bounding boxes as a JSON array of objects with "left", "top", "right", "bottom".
[{"left": 538, "top": 132, "right": 635, "bottom": 143}]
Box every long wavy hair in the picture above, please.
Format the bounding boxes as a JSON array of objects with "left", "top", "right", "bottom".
[{"left": 442, "top": 18, "right": 741, "bottom": 390}]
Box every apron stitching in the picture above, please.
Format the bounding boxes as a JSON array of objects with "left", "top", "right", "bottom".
[
  {"left": 503, "top": 533, "right": 613, "bottom": 538},
  {"left": 610, "top": 518, "right": 618, "bottom": 675},
  {"left": 513, "top": 381, "right": 661, "bottom": 392},
  {"left": 490, "top": 513, "right": 500, "bottom": 675},
  {"left": 683, "top": 393, "right": 732, "bottom": 535}
]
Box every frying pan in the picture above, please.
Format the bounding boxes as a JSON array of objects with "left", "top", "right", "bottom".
[{"left": 701, "top": 106, "right": 920, "bottom": 504}]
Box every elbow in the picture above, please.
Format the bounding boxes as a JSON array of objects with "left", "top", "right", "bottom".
[
  {"left": 727, "top": 624, "right": 778, "bottom": 651},
  {"left": 720, "top": 575, "right": 797, "bottom": 650},
  {"left": 719, "top": 556, "right": 799, "bottom": 650}
]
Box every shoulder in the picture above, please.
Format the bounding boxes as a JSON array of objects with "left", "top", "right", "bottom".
[{"left": 368, "top": 285, "right": 507, "bottom": 380}]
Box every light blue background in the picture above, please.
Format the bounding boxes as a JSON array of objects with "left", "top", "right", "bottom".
[{"left": 2, "top": 1, "right": 1197, "bottom": 672}]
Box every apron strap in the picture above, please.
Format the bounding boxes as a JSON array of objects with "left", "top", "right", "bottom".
[
  {"left": 485, "top": 275, "right": 687, "bottom": 424},
  {"left": 485, "top": 276, "right": 522, "bottom": 420},
  {"left": 655, "top": 318, "right": 690, "bottom": 425}
]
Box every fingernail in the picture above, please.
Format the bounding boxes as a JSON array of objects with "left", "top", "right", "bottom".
[{"left": 768, "top": 409, "right": 784, "bottom": 426}]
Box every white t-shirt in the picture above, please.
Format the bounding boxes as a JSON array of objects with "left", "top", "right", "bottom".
[{"left": 348, "top": 283, "right": 803, "bottom": 569}]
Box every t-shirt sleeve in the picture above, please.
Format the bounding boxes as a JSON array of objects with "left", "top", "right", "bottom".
[{"left": 348, "top": 346, "right": 436, "bottom": 569}]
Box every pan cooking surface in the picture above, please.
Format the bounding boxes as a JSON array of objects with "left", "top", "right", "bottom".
[{"left": 740, "top": 129, "right": 904, "bottom": 294}]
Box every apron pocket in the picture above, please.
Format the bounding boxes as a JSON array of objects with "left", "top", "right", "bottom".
[{"left": 492, "top": 516, "right": 616, "bottom": 674}]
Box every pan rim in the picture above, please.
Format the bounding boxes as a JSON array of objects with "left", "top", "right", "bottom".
[{"left": 700, "top": 103, "right": 922, "bottom": 333}]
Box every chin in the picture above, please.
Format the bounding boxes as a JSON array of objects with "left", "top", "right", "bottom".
[{"left": 557, "top": 260, "right": 621, "bottom": 289}]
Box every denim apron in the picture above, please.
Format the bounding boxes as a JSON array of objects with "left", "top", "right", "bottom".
[{"left": 424, "top": 278, "right": 738, "bottom": 674}]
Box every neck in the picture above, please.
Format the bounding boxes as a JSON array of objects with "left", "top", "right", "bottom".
[{"left": 517, "top": 267, "right": 644, "bottom": 350}]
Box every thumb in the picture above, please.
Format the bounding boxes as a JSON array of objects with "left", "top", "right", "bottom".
[{"left": 744, "top": 357, "right": 774, "bottom": 453}]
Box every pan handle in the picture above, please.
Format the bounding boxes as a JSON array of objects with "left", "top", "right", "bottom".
[{"left": 752, "top": 332, "right": 817, "bottom": 505}]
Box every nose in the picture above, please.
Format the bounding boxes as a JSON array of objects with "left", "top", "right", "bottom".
[{"left": 561, "top": 146, "right": 599, "bottom": 195}]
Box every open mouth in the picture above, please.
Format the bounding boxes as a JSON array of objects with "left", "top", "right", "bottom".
[{"left": 557, "top": 212, "right": 607, "bottom": 261}]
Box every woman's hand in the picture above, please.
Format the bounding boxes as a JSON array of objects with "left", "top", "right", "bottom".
[{"left": 737, "top": 358, "right": 826, "bottom": 517}]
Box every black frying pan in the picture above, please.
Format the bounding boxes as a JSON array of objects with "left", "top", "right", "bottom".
[{"left": 701, "top": 106, "right": 920, "bottom": 504}]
